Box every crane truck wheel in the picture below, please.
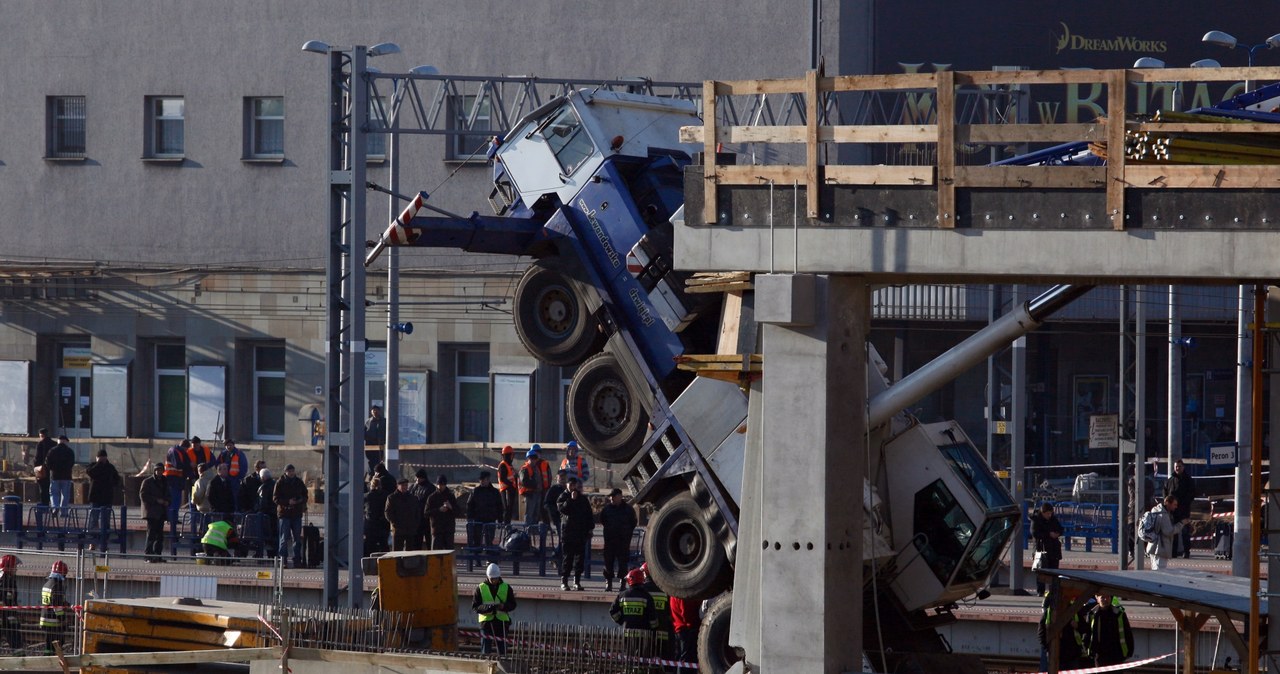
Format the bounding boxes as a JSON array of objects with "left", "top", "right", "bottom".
[
  {"left": 644, "top": 494, "right": 732, "bottom": 600},
  {"left": 514, "top": 261, "right": 600, "bottom": 367},
  {"left": 567, "top": 352, "right": 646, "bottom": 463},
  {"left": 697, "top": 592, "right": 741, "bottom": 674}
]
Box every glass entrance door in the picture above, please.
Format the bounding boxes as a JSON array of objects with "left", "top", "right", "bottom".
[{"left": 56, "top": 373, "right": 92, "bottom": 438}]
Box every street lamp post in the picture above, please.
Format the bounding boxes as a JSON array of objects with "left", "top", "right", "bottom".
[{"left": 1202, "top": 30, "right": 1280, "bottom": 89}]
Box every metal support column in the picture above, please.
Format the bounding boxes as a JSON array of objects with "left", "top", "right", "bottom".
[
  {"left": 1009, "top": 286, "right": 1026, "bottom": 594},
  {"left": 322, "top": 46, "right": 368, "bottom": 609},
  {"left": 1168, "top": 286, "right": 1183, "bottom": 470},
  {"left": 384, "top": 90, "right": 401, "bottom": 479},
  {"left": 1118, "top": 286, "right": 1130, "bottom": 569},
  {"left": 1232, "top": 286, "right": 1253, "bottom": 575},
  {"left": 1134, "top": 287, "right": 1148, "bottom": 570}
]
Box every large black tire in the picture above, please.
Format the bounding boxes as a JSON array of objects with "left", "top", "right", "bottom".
[
  {"left": 644, "top": 494, "right": 732, "bottom": 601},
  {"left": 567, "top": 352, "right": 646, "bottom": 463},
  {"left": 513, "top": 261, "right": 599, "bottom": 366},
  {"left": 698, "top": 592, "right": 741, "bottom": 674}
]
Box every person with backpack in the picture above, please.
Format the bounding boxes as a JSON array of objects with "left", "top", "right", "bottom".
[
  {"left": 1030, "top": 502, "right": 1063, "bottom": 595},
  {"left": 1141, "top": 494, "right": 1188, "bottom": 570}
]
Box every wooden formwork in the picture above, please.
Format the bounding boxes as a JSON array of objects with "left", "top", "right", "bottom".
[{"left": 683, "top": 65, "right": 1280, "bottom": 231}]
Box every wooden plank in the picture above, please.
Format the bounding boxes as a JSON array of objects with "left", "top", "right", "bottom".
[
  {"left": 83, "top": 629, "right": 225, "bottom": 653},
  {"left": 686, "top": 281, "right": 753, "bottom": 294},
  {"left": 935, "top": 70, "right": 956, "bottom": 228},
  {"left": 681, "top": 124, "right": 936, "bottom": 145},
  {"left": 716, "top": 165, "right": 808, "bottom": 185},
  {"left": 825, "top": 73, "right": 938, "bottom": 92},
  {"left": 1127, "top": 65, "right": 1280, "bottom": 83},
  {"left": 1106, "top": 70, "right": 1126, "bottom": 230},
  {"left": 956, "top": 69, "right": 1109, "bottom": 86},
  {"left": 824, "top": 165, "right": 935, "bottom": 186},
  {"left": 958, "top": 123, "right": 1103, "bottom": 144},
  {"left": 703, "top": 81, "right": 719, "bottom": 224},
  {"left": 84, "top": 599, "right": 263, "bottom": 632},
  {"left": 83, "top": 613, "right": 262, "bottom": 647},
  {"left": 287, "top": 647, "right": 499, "bottom": 671},
  {"left": 719, "top": 77, "right": 807, "bottom": 95},
  {"left": 805, "top": 70, "right": 820, "bottom": 218},
  {"left": 717, "top": 290, "right": 743, "bottom": 355},
  {"left": 1135, "top": 122, "right": 1280, "bottom": 134},
  {"left": 0, "top": 647, "right": 283, "bottom": 671},
  {"left": 954, "top": 166, "right": 1106, "bottom": 189},
  {"left": 1123, "top": 164, "right": 1280, "bottom": 188}
]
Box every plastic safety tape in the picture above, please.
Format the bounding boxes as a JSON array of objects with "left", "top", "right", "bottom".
[
  {"left": 2, "top": 605, "right": 81, "bottom": 613},
  {"left": 459, "top": 627, "right": 697, "bottom": 669},
  {"left": 1034, "top": 651, "right": 1173, "bottom": 674}
]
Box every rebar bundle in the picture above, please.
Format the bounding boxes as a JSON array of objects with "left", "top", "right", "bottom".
[
  {"left": 256, "top": 602, "right": 411, "bottom": 653},
  {"left": 1090, "top": 109, "right": 1280, "bottom": 165}
]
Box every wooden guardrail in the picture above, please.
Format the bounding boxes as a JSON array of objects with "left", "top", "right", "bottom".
[{"left": 683, "top": 66, "right": 1280, "bottom": 231}]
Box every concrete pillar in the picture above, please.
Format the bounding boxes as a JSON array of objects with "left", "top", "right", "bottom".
[{"left": 750, "top": 273, "right": 866, "bottom": 673}]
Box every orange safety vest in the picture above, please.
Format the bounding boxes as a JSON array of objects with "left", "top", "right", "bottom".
[
  {"left": 518, "top": 459, "right": 550, "bottom": 495},
  {"left": 561, "top": 455, "right": 588, "bottom": 481},
  {"left": 163, "top": 445, "right": 186, "bottom": 477},
  {"left": 497, "top": 461, "right": 517, "bottom": 492},
  {"left": 187, "top": 443, "right": 213, "bottom": 470}
]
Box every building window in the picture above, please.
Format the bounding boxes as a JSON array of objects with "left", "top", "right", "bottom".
[
  {"left": 367, "top": 96, "right": 387, "bottom": 160},
  {"left": 447, "top": 94, "right": 492, "bottom": 160},
  {"left": 254, "top": 344, "right": 286, "bottom": 440},
  {"left": 455, "top": 349, "right": 490, "bottom": 441},
  {"left": 47, "top": 96, "right": 86, "bottom": 158},
  {"left": 246, "top": 97, "right": 284, "bottom": 158},
  {"left": 146, "top": 96, "right": 185, "bottom": 157},
  {"left": 155, "top": 343, "right": 186, "bottom": 437}
]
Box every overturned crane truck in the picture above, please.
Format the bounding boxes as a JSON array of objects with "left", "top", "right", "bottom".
[{"left": 366, "top": 90, "right": 1089, "bottom": 672}]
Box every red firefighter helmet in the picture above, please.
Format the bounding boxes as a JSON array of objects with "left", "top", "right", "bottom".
[
  {"left": 51, "top": 560, "right": 68, "bottom": 576},
  {"left": 0, "top": 555, "right": 17, "bottom": 571},
  {"left": 626, "top": 568, "right": 646, "bottom": 587}
]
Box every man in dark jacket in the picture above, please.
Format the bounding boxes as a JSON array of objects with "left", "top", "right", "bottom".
[
  {"left": 1037, "top": 586, "right": 1088, "bottom": 671},
  {"left": 207, "top": 462, "right": 236, "bottom": 522},
  {"left": 409, "top": 468, "right": 435, "bottom": 550},
  {"left": 238, "top": 462, "right": 264, "bottom": 516},
  {"left": 45, "top": 437, "right": 76, "bottom": 509},
  {"left": 385, "top": 478, "right": 423, "bottom": 551},
  {"left": 256, "top": 468, "right": 278, "bottom": 558},
  {"left": 544, "top": 470, "right": 568, "bottom": 571},
  {"left": 33, "top": 428, "right": 55, "bottom": 506},
  {"left": 273, "top": 464, "right": 308, "bottom": 567},
  {"left": 140, "top": 463, "right": 169, "bottom": 562},
  {"left": 86, "top": 449, "right": 121, "bottom": 535},
  {"left": 467, "top": 471, "right": 503, "bottom": 547},
  {"left": 1084, "top": 594, "right": 1134, "bottom": 666},
  {"left": 599, "top": 488, "right": 637, "bottom": 591},
  {"left": 1164, "top": 459, "right": 1196, "bottom": 558},
  {"left": 372, "top": 462, "right": 397, "bottom": 493},
  {"left": 557, "top": 477, "right": 594, "bottom": 592},
  {"left": 1031, "top": 502, "right": 1064, "bottom": 595},
  {"left": 364, "top": 475, "right": 391, "bottom": 556},
  {"left": 425, "top": 475, "right": 458, "bottom": 550}
]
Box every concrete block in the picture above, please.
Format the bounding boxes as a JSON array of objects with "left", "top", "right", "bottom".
[{"left": 754, "top": 273, "right": 816, "bottom": 326}]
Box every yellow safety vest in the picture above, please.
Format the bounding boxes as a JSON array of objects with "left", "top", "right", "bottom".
[
  {"left": 202, "top": 520, "right": 232, "bottom": 550},
  {"left": 478, "top": 582, "right": 511, "bottom": 623}
]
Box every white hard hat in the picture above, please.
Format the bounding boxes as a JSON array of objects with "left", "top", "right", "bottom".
[{"left": 485, "top": 563, "right": 501, "bottom": 580}]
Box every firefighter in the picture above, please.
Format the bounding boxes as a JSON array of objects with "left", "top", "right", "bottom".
[
  {"left": 472, "top": 563, "right": 517, "bottom": 656},
  {"left": 610, "top": 568, "right": 658, "bottom": 673},
  {"left": 39, "top": 560, "right": 68, "bottom": 655},
  {"left": 0, "top": 555, "right": 22, "bottom": 651},
  {"left": 640, "top": 562, "right": 674, "bottom": 664}
]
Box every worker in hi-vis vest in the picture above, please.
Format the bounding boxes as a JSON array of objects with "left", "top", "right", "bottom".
[{"left": 472, "top": 563, "right": 517, "bottom": 655}]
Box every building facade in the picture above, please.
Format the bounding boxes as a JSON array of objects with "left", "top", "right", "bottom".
[{"left": 0, "top": 2, "right": 1261, "bottom": 473}]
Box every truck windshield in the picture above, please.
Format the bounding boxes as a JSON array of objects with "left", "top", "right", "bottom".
[
  {"left": 952, "top": 512, "right": 1017, "bottom": 584},
  {"left": 912, "top": 479, "right": 975, "bottom": 586},
  {"left": 938, "top": 442, "right": 1015, "bottom": 510},
  {"left": 539, "top": 106, "right": 594, "bottom": 176}
]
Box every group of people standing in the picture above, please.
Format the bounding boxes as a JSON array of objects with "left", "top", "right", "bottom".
[
  {"left": 364, "top": 465, "right": 463, "bottom": 555},
  {"left": 140, "top": 439, "right": 309, "bottom": 565}
]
